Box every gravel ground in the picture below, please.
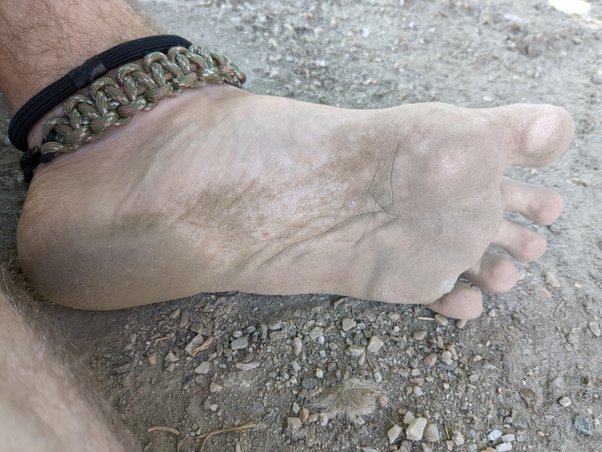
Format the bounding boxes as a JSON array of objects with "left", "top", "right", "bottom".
[{"left": 1, "top": 0, "right": 601, "bottom": 451}]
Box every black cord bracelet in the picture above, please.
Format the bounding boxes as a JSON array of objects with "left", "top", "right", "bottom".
[{"left": 8, "top": 35, "right": 192, "bottom": 153}]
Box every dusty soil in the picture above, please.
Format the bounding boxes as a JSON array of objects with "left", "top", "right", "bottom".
[{"left": 1, "top": 0, "right": 601, "bottom": 451}]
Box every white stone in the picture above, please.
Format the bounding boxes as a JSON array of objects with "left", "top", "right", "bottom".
[
  {"left": 292, "top": 337, "right": 303, "bottom": 355},
  {"left": 387, "top": 424, "right": 403, "bottom": 444},
  {"left": 501, "top": 433, "right": 516, "bottom": 443},
  {"left": 287, "top": 417, "right": 302, "bottom": 429},
  {"left": 496, "top": 443, "right": 512, "bottom": 452},
  {"left": 367, "top": 336, "right": 384, "bottom": 353},
  {"left": 488, "top": 430, "right": 502, "bottom": 442},
  {"left": 194, "top": 361, "right": 211, "bottom": 375},
  {"left": 406, "top": 417, "right": 427, "bottom": 441},
  {"left": 341, "top": 318, "right": 356, "bottom": 331},
  {"left": 452, "top": 430, "right": 465, "bottom": 446},
  {"left": 423, "top": 423, "right": 440, "bottom": 442}
]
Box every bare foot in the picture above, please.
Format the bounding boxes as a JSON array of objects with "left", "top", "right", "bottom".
[{"left": 17, "top": 85, "right": 573, "bottom": 318}]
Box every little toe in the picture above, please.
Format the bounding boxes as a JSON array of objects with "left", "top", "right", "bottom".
[
  {"left": 464, "top": 253, "right": 519, "bottom": 293},
  {"left": 488, "top": 104, "right": 574, "bottom": 167},
  {"left": 493, "top": 220, "right": 547, "bottom": 262},
  {"left": 427, "top": 282, "right": 483, "bottom": 320},
  {"left": 502, "top": 178, "right": 564, "bottom": 225}
]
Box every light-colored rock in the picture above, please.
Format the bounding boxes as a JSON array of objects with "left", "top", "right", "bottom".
[
  {"left": 406, "top": 417, "right": 427, "bottom": 441},
  {"left": 341, "top": 318, "right": 356, "bottom": 331},
  {"left": 231, "top": 335, "right": 248, "bottom": 350},
  {"left": 495, "top": 443, "right": 512, "bottom": 451},
  {"left": 501, "top": 433, "right": 515, "bottom": 443},
  {"left": 299, "top": 407, "right": 310, "bottom": 422},
  {"left": 452, "top": 430, "right": 464, "bottom": 446},
  {"left": 413, "top": 330, "right": 428, "bottom": 340},
  {"left": 403, "top": 411, "right": 415, "bottom": 424},
  {"left": 487, "top": 430, "right": 502, "bottom": 442},
  {"left": 367, "top": 336, "right": 384, "bottom": 353},
  {"left": 434, "top": 314, "right": 448, "bottom": 326},
  {"left": 235, "top": 361, "right": 259, "bottom": 371},
  {"left": 287, "top": 417, "right": 302, "bottom": 429},
  {"left": 423, "top": 423, "right": 440, "bottom": 442},
  {"left": 424, "top": 354, "right": 437, "bottom": 367},
  {"left": 194, "top": 361, "right": 211, "bottom": 374},
  {"left": 292, "top": 337, "right": 303, "bottom": 355},
  {"left": 347, "top": 344, "right": 365, "bottom": 357},
  {"left": 545, "top": 271, "right": 561, "bottom": 288},
  {"left": 387, "top": 424, "right": 403, "bottom": 444},
  {"left": 164, "top": 350, "right": 179, "bottom": 363},
  {"left": 558, "top": 396, "right": 571, "bottom": 407},
  {"left": 209, "top": 382, "right": 223, "bottom": 393},
  {"left": 589, "top": 322, "right": 601, "bottom": 337}
]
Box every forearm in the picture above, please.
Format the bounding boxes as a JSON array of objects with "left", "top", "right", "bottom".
[{"left": 0, "top": 0, "right": 157, "bottom": 112}]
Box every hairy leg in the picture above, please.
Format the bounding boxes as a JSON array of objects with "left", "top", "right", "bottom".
[{"left": 0, "top": 272, "right": 140, "bottom": 451}]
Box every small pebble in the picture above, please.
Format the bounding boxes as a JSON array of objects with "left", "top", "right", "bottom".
[
  {"left": 574, "top": 415, "right": 593, "bottom": 436},
  {"left": 403, "top": 411, "right": 415, "bottom": 424},
  {"left": 424, "top": 354, "right": 437, "bottom": 367},
  {"left": 487, "top": 430, "right": 502, "bottom": 442},
  {"left": 231, "top": 335, "right": 249, "bottom": 350},
  {"left": 589, "top": 322, "right": 601, "bottom": 337},
  {"left": 147, "top": 352, "right": 157, "bottom": 366},
  {"left": 194, "top": 361, "right": 211, "bottom": 375},
  {"left": 292, "top": 337, "right": 303, "bottom": 356},
  {"left": 185, "top": 334, "right": 206, "bottom": 356},
  {"left": 501, "top": 433, "right": 515, "bottom": 443},
  {"left": 287, "top": 417, "right": 302, "bottom": 430},
  {"left": 341, "top": 318, "right": 356, "bottom": 331},
  {"left": 301, "top": 377, "right": 318, "bottom": 390},
  {"left": 481, "top": 449, "right": 497, "bottom": 452},
  {"left": 456, "top": 319, "right": 468, "bottom": 329},
  {"left": 413, "top": 386, "right": 424, "bottom": 397},
  {"left": 441, "top": 351, "right": 453, "bottom": 365},
  {"left": 434, "top": 314, "right": 449, "bottom": 326},
  {"left": 347, "top": 344, "right": 365, "bottom": 357},
  {"left": 292, "top": 402, "right": 300, "bottom": 414},
  {"left": 367, "top": 336, "right": 384, "bottom": 353},
  {"left": 495, "top": 444, "right": 512, "bottom": 452},
  {"left": 209, "top": 382, "right": 223, "bottom": 393},
  {"left": 558, "top": 396, "right": 571, "bottom": 407},
  {"left": 315, "top": 368, "right": 324, "bottom": 379},
  {"left": 291, "top": 361, "right": 301, "bottom": 372},
  {"left": 309, "top": 327, "right": 323, "bottom": 340},
  {"left": 413, "top": 330, "right": 428, "bottom": 340},
  {"left": 209, "top": 404, "right": 218, "bottom": 411},
  {"left": 452, "top": 430, "right": 464, "bottom": 446},
  {"left": 267, "top": 319, "right": 282, "bottom": 330},
  {"left": 387, "top": 424, "right": 403, "bottom": 444},
  {"left": 545, "top": 271, "right": 561, "bottom": 288},
  {"left": 423, "top": 423, "right": 440, "bottom": 442},
  {"left": 406, "top": 417, "right": 427, "bottom": 441},
  {"left": 164, "top": 350, "right": 179, "bottom": 363},
  {"left": 235, "top": 362, "right": 259, "bottom": 371},
  {"left": 299, "top": 407, "right": 310, "bottom": 422}
]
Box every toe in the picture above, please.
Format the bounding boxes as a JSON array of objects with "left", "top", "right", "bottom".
[
  {"left": 427, "top": 282, "right": 483, "bottom": 320},
  {"left": 488, "top": 104, "right": 574, "bottom": 167},
  {"left": 493, "top": 220, "right": 547, "bottom": 262},
  {"left": 464, "top": 253, "right": 519, "bottom": 293},
  {"left": 502, "top": 178, "right": 564, "bottom": 225}
]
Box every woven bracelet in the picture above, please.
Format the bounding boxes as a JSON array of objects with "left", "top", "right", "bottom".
[{"left": 18, "top": 44, "right": 246, "bottom": 183}]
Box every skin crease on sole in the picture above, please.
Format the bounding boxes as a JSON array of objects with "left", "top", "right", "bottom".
[{"left": 16, "top": 84, "right": 574, "bottom": 319}]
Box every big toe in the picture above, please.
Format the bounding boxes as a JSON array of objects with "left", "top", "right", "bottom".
[{"left": 489, "top": 104, "right": 574, "bottom": 167}]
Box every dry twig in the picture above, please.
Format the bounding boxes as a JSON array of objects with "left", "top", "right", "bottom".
[{"left": 197, "top": 423, "right": 256, "bottom": 452}]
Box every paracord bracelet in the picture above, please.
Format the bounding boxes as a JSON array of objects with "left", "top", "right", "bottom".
[
  {"left": 9, "top": 35, "right": 193, "bottom": 154},
  {"left": 17, "top": 44, "right": 246, "bottom": 183}
]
